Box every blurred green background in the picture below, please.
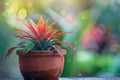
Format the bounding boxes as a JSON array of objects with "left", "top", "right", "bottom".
[{"left": 1, "top": 0, "right": 120, "bottom": 78}]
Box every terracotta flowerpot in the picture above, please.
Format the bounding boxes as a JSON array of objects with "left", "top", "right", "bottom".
[{"left": 17, "top": 50, "right": 66, "bottom": 80}]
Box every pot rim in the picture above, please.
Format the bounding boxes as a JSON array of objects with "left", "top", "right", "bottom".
[{"left": 17, "top": 50, "right": 66, "bottom": 56}]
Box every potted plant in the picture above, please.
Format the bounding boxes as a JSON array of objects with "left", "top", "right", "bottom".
[{"left": 6, "top": 16, "right": 76, "bottom": 80}]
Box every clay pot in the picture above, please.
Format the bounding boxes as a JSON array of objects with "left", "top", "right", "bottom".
[{"left": 17, "top": 50, "right": 66, "bottom": 80}]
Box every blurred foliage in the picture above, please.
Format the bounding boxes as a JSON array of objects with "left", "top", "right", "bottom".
[{"left": 0, "top": 0, "right": 120, "bottom": 78}]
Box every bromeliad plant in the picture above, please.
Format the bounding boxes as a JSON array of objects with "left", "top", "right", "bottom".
[{"left": 6, "top": 16, "right": 76, "bottom": 57}]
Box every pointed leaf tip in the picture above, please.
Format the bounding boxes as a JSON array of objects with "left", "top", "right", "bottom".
[
  {"left": 6, "top": 47, "right": 17, "bottom": 58},
  {"left": 47, "top": 21, "right": 57, "bottom": 30},
  {"left": 38, "top": 16, "right": 44, "bottom": 25},
  {"left": 56, "top": 40, "right": 77, "bottom": 57}
]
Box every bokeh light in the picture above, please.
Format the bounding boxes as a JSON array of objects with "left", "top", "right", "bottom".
[
  {"left": 27, "top": 1, "right": 33, "bottom": 8},
  {"left": 17, "top": 8, "right": 27, "bottom": 19}
]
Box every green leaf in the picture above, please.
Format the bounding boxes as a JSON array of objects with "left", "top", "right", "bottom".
[
  {"left": 23, "top": 44, "right": 34, "bottom": 54},
  {"left": 18, "top": 42, "right": 35, "bottom": 54}
]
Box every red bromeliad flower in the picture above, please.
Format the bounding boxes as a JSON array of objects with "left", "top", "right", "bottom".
[
  {"left": 6, "top": 16, "right": 77, "bottom": 57},
  {"left": 81, "top": 24, "right": 117, "bottom": 53},
  {"left": 81, "top": 25, "right": 103, "bottom": 52}
]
